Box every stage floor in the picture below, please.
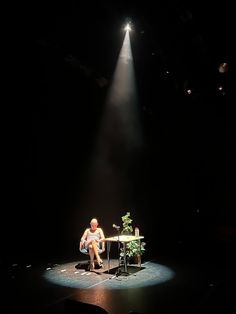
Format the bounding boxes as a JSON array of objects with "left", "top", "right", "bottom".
[{"left": 1, "top": 255, "right": 235, "bottom": 313}]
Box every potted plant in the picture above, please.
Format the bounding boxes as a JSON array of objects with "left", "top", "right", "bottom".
[
  {"left": 120, "top": 211, "right": 146, "bottom": 264},
  {"left": 121, "top": 212, "right": 133, "bottom": 235}
]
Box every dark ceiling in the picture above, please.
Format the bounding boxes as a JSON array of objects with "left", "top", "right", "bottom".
[{"left": 18, "top": 2, "right": 231, "bottom": 84}]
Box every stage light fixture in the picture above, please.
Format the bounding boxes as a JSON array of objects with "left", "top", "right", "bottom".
[{"left": 124, "top": 23, "right": 131, "bottom": 32}]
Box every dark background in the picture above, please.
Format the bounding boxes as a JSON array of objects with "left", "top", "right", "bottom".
[{"left": 2, "top": 1, "right": 235, "bottom": 265}]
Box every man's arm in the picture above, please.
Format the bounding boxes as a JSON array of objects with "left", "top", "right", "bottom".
[
  {"left": 80, "top": 228, "right": 88, "bottom": 249},
  {"left": 99, "top": 228, "right": 105, "bottom": 241},
  {"left": 99, "top": 228, "right": 105, "bottom": 252}
]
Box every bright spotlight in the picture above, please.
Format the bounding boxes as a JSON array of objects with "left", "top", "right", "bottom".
[{"left": 124, "top": 23, "right": 131, "bottom": 32}]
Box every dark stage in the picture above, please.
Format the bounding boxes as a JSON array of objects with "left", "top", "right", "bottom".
[{"left": 2, "top": 2, "right": 235, "bottom": 313}]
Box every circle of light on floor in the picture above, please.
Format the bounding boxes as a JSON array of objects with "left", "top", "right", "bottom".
[{"left": 43, "top": 260, "right": 175, "bottom": 289}]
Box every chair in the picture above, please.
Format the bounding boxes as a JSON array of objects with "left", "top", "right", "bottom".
[{"left": 76, "top": 240, "right": 105, "bottom": 271}]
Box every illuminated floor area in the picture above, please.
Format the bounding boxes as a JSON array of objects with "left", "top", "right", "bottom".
[
  {"left": 1, "top": 255, "right": 235, "bottom": 314},
  {"left": 44, "top": 260, "right": 175, "bottom": 290}
]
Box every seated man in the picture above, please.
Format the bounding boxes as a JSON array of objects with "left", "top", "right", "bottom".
[{"left": 80, "top": 218, "right": 105, "bottom": 271}]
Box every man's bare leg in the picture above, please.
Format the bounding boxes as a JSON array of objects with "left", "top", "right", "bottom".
[
  {"left": 88, "top": 247, "right": 95, "bottom": 271},
  {"left": 91, "top": 240, "right": 103, "bottom": 266}
]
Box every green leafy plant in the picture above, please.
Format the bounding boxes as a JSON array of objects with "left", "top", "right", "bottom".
[
  {"left": 124, "top": 240, "right": 146, "bottom": 258},
  {"left": 120, "top": 211, "right": 146, "bottom": 262},
  {"left": 121, "top": 212, "right": 133, "bottom": 235}
]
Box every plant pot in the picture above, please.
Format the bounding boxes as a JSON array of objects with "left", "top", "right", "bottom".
[{"left": 130, "top": 254, "right": 141, "bottom": 265}]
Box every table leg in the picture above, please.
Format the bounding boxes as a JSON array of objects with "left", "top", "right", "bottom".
[
  {"left": 123, "top": 242, "right": 127, "bottom": 273},
  {"left": 107, "top": 242, "right": 111, "bottom": 273}
]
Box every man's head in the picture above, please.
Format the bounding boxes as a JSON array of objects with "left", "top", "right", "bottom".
[{"left": 90, "top": 218, "right": 98, "bottom": 230}]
